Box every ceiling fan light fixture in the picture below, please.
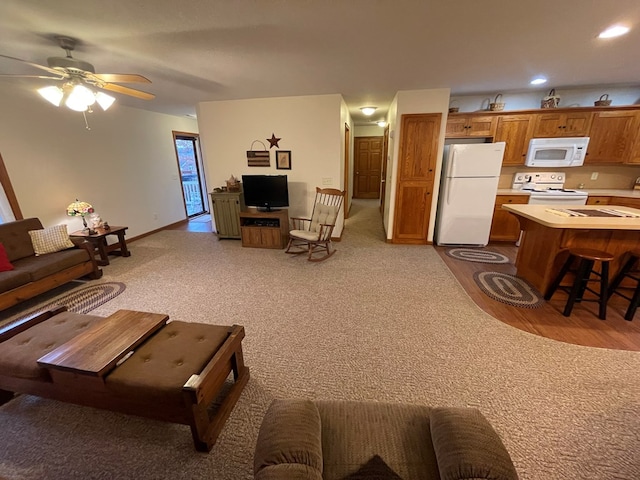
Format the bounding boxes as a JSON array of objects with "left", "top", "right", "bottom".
[
  {"left": 37, "top": 86, "right": 64, "bottom": 106},
  {"left": 95, "top": 92, "right": 116, "bottom": 111},
  {"left": 64, "top": 84, "right": 96, "bottom": 112},
  {"left": 360, "top": 106, "right": 377, "bottom": 116}
]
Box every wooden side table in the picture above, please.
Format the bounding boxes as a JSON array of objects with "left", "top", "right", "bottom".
[{"left": 70, "top": 226, "right": 130, "bottom": 266}]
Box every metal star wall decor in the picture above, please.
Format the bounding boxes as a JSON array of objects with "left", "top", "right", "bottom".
[{"left": 267, "top": 133, "right": 281, "bottom": 149}]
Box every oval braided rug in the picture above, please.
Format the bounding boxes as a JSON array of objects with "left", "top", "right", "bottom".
[
  {"left": 446, "top": 248, "right": 510, "bottom": 264},
  {"left": 12, "top": 282, "right": 126, "bottom": 321},
  {"left": 473, "top": 271, "right": 544, "bottom": 308}
]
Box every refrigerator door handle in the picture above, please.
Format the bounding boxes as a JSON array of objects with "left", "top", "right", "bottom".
[{"left": 447, "top": 149, "right": 457, "bottom": 179}]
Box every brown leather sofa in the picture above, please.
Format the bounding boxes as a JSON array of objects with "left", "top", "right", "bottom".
[
  {"left": 254, "top": 399, "right": 519, "bottom": 480},
  {"left": 0, "top": 217, "right": 102, "bottom": 311}
]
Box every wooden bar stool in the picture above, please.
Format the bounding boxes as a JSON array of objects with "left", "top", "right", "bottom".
[
  {"left": 544, "top": 248, "right": 615, "bottom": 320},
  {"left": 608, "top": 250, "right": 640, "bottom": 321}
]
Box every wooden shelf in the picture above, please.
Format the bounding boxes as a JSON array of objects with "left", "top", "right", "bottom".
[{"left": 239, "top": 209, "right": 289, "bottom": 249}]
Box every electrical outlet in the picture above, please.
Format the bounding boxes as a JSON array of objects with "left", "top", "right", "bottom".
[
  {"left": 322, "top": 177, "right": 332, "bottom": 186},
  {"left": 591, "top": 172, "right": 599, "bottom": 180}
]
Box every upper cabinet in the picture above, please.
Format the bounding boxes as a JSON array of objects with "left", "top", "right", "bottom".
[
  {"left": 445, "top": 115, "right": 497, "bottom": 138},
  {"left": 585, "top": 110, "right": 640, "bottom": 164},
  {"left": 444, "top": 106, "right": 640, "bottom": 166},
  {"left": 494, "top": 114, "right": 534, "bottom": 165},
  {"left": 532, "top": 111, "right": 593, "bottom": 137}
]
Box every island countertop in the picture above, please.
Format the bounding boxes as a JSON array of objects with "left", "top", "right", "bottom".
[
  {"left": 502, "top": 204, "right": 640, "bottom": 294},
  {"left": 502, "top": 204, "right": 640, "bottom": 230}
]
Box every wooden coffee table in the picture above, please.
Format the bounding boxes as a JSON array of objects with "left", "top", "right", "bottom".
[
  {"left": 70, "top": 226, "right": 130, "bottom": 266},
  {"left": 27, "top": 308, "right": 249, "bottom": 451},
  {"left": 38, "top": 310, "right": 168, "bottom": 384}
]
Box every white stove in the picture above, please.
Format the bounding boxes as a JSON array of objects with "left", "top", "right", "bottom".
[{"left": 512, "top": 172, "right": 588, "bottom": 204}]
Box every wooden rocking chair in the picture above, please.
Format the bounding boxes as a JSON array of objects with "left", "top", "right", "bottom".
[{"left": 285, "top": 187, "right": 345, "bottom": 262}]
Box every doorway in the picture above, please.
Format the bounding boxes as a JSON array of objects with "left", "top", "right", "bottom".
[
  {"left": 172, "top": 132, "right": 208, "bottom": 218},
  {"left": 354, "top": 136, "right": 383, "bottom": 199}
]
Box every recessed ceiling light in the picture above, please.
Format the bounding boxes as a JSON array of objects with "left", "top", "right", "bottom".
[
  {"left": 530, "top": 77, "right": 547, "bottom": 85},
  {"left": 360, "top": 107, "right": 377, "bottom": 116},
  {"left": 598, "top": 25, "right": 630, "bottom": 38}
]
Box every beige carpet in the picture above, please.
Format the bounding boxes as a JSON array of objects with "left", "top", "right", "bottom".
[{"left": 0, "top": 199, "right": 638, "bottom": 480}]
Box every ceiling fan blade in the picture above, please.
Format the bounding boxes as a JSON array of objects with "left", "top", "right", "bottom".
[
  {"left": 91, "top": 73, "right": 151, "bottom": 84},
  {"left": 100, "top": 82, "right": 155, "bottom": 100},
  {"left": 0, "top": 74, "right": 65, "bottom": 80},
  {"left": 0, "top": 53, "right": 67, "bottom": 77}
]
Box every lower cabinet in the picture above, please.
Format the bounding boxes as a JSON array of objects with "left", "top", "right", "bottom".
[
  {"left": 239, "top": 209, "right": 289, "bottom": 249},
  {"left": 210, "top": 191, "right": 245, "bottom": 239},
  {"left": 587, "top": 196, "right": 611, "bottom": 206},
  {"left": 489, "top": 195, "right": 529, "bottom": 242},
  {"left": 612, "top": 196, "right": 640, "bottom": 209}
]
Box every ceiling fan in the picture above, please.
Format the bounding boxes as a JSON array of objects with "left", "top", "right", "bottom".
[{"left": 0, "top": 36, "right": 154, "bottom": 112}]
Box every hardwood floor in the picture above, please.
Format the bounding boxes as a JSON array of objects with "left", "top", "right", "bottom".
[{"left": 436, "top": 244, "right": 640, "bottom": 351}]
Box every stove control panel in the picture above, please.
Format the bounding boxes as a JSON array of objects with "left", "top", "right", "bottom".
[{"left": 513, "top": 171, "right": 566, "bottom": 189}]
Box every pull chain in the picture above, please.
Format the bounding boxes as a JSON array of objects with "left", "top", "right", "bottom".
[{"left": 82, "top": 111, "right": 91, "bottom": 130}]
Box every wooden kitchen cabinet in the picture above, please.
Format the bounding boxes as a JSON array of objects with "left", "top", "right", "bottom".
[
  {"left": 489, "top": 195, "right": 528, "bottom": 242},
  {"left": 532, "top": 111, "right": 592, "bottom": 137},
  {"left": 611, "top": 196, "right": 640, "bottom": 209},
  {"left": 586, "top": 196, "right": 611, "bottom": 206},
  {"left": 445, "top": 115, "right": 497, "bottom": 138},
  {"left": 493, "top": 114, "right": 534, "bottom": 165},
  {"left": 393, "top": 113, "right": 441, "bottom": 244},
  {"left": 586, "top": 110, "right": 639, "bottom": 164}
]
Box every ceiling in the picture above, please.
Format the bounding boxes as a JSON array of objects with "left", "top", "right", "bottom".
[{"left": 1, "top": 0, "right": 639, "bottom": 125}]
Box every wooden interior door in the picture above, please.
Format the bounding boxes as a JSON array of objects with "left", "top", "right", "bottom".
[
  {"left": 392, "top": 113, "right": 441, "bottom": 244},
  {"left": 354, "top": 136, "right": 383, "bottom": 199}
]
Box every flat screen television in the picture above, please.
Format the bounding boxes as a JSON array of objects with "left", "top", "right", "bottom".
[{"left": 241, "top": 175, "right": 289, "bottom": 211}]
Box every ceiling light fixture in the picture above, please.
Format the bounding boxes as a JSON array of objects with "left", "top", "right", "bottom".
[
  {"left": 37, "top": 82, "right": 115, "bottom": 112},
  {"left": 360, "top": 107, "right": 377, "bottom": 116},
  {"left": 377, "top": 121, "right": 387, "bottom": 127},
  {"left": 530, "top": 77, "right": 547, "bottom": 85},
  {"left": 598, "top": 25, "right": 630, "bottom": 39}
]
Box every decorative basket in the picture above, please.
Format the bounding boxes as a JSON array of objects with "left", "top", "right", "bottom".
[
  {"left": 594, "top": 94, "right": 612, "bottom": 107},
  {"left": 448, "top": 107, "right": 459, "bottom": 113},
  {"left": 541, "top": 89, "right": 560, "bottom": 109},
  {"left": 489, "top": 94, "right": 505, "bottom": 111},
  {"left": 226, "top": 175, "right": 241, "bottom": 192}
]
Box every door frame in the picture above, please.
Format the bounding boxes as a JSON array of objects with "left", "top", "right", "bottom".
[
  {"left": 172, "top": 131, "right": 209, "bottom": 218},
  {"left": 343, "top": 123, "right": 351, "bottom": 218}
]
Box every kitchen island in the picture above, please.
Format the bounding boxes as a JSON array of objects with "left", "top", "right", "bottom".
[{"left": 502, "top": 204, "right": 640, "bottom": 295}]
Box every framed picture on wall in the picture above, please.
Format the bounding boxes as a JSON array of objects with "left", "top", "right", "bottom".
[{"left": 276, "top": 150, "right": 291, "bottom": 170}]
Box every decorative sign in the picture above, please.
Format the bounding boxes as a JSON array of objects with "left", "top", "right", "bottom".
[{"left": 247, "top": 140, "right": 270, "bottom": 167}]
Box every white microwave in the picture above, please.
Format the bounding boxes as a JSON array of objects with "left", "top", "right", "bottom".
[{"left": 525, "top": 137, "right": 590, "bottom": 167}]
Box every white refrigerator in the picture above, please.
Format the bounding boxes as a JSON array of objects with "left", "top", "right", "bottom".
[{"left": 435, "top": 142, "right": 506, "bottom": 246}]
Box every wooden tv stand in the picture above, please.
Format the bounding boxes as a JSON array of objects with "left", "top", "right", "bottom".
[{"left": 239, "top": 208, "right": 289, "bottom": 249}]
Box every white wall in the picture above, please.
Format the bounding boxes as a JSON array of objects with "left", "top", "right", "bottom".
[
  {"left": 354, "top": 125, "right": 384, "bottom": 136},
  {"left": 386, "top": 88, "right": 450, "bottom": 241},
  {"left": 0, "top": 85, "right": 198, "bottom": 237},
  {"left": 197, "top": 94, "right": 347, "bottom": 235},
  {"left": 450, "top": 86, "right": 640, "bottom": 112}
]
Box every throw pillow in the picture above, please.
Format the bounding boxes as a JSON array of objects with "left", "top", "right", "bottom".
[
  {"left": 0, "top": 243, "right": 14, "bottom": 271},
  {"left": 341, "top": 455, "right": 403, "bottom": 480},
  {"left": 28, "top": 224, "right": 75, "bottom": 255}
]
